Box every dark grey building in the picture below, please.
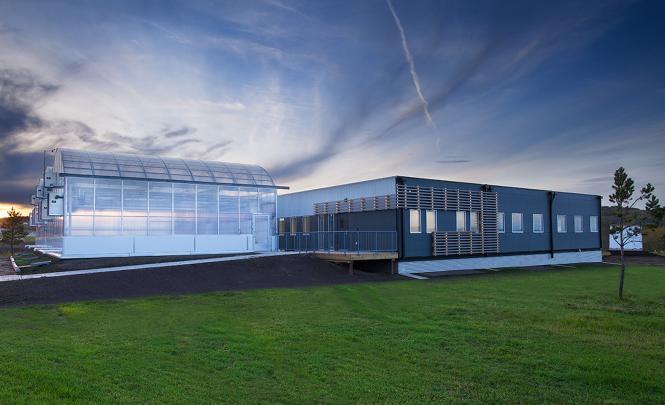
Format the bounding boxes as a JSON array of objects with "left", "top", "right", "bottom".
[{"left": 277, "top": 176, "right": 602, "bottom": 274}]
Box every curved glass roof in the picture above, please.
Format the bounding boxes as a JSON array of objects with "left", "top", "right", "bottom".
[{"left": 54, "top": 148, "right": 276, "bottom": 187}]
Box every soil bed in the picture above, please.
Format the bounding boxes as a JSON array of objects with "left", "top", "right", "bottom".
[{"left": 0, "top": 255, "right": 395, "bottom": 307}]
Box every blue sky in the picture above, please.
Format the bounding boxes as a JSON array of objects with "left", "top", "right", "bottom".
[{"left": 1, "top": 0, "right": 664, "bottom": 213}]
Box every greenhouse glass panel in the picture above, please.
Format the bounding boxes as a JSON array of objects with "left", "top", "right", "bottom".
[
  {"left": 123, "top": 180, "right": 148, "bottom": 216},
  {"left": 259, "top": 189, "right": 276, "bottom": 215},
  {"left": 56, "top": 149, "right": 277, "bottom": 187},
  {"left": 174, "top": 183, "right": 196, "bottom": 234},
  {"left": 219, "top": 187, "right": 239, "bottom": 234},
  {"left": 68, "top": 215, "right": 93, "bottom": 236},
  {"left": 123, "top": 216, "right": 147, "bottom": 235},
  {"left": 197, "top": 184, "right": 218, "bottom": 235},
  {"left": 238, "top": 187, "right": 258, "bottom": 213},
  {"left": 149, "top": 182, "right": 172, "bottom": 235},
  {"left": 67, "top": 177, "right": 94, "bottom": 215},
  {"left": 94, "top": 179, "right": 122, "bottom": 215},
  {"left": 239, "top": 213, "right": 252, "bottom": 234},
  {"left": 94, "top": 215, "right": 121, "bottom": 236}
]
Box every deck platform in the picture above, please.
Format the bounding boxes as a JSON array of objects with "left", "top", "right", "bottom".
[{"left": 312, "top": 251, "right": 398, "bottom": 262}]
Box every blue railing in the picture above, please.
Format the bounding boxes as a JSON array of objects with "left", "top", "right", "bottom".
[{"left": 279, "top": 231, "right": 397, "bottom": 253}]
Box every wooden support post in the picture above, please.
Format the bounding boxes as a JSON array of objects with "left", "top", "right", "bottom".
[
  {"left": 349, "top": 260, "right": 354, "bottom": 275},
  {"left": 391, "top": 258, "right": 395, "bottom": 275}
]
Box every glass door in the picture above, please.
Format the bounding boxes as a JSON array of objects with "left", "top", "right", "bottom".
[{"left": 253, "top": 214, "right": 271, "bottom": 251}]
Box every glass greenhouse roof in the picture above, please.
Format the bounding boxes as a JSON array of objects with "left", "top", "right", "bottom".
[{"left": 54, "top": 148, "right": 277, "bottom": 187}]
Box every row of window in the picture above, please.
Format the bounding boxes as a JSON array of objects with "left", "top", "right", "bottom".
[
  {"left": 409, "top": 209, "right": 599, "bottom": 234},
  {"left": 498, "top": 213, "right": 598, "bottom": 234}
]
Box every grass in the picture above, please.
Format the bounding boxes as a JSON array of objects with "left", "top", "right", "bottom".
[{"left": 1, "top": 264, "right": 664, "bottom": 404}]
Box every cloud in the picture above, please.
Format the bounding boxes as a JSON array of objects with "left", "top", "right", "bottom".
[
  {"left": 436, "top": 159, "right": 471, "bottom": 164},
  {"left": 0, "top": 68, "right": 58, "bottom": 139},
  {"left": 161, "top": 126, "right": 197, "bottom": 138},
  {"left": 386, "top": 0, "right": 434, "bottom": 126}
]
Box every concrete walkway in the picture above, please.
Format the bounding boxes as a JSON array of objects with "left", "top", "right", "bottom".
[
  {"left": 0, "top": 251, "right": 300, "bottom": 282},
  {"left": 0, "top": 258, "right": 15, "bottom": 276}
]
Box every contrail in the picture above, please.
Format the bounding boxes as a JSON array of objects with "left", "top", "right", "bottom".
[{"left": 386, "top": 0, "right": 434, "bottom": 126}]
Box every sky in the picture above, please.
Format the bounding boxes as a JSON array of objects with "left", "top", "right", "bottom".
[{"left": 1, "top": 0, "right": 664, "bottom": 217}]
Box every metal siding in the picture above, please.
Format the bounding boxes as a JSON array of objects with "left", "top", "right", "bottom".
[
  {"left": 277, "top": 177, "right": 396, "bottom": 218},
  {"left": 399, "top": 177, "right": 601, "bottom": 258}
]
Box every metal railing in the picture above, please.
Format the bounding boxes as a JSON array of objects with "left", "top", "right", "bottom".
[{"left": 279, "top": 231, "right": 397, "bottom": 253}]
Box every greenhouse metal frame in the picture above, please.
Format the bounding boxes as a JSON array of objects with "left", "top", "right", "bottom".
[{"left": 33, "top": 149, "right": 286, "bottom": 258}]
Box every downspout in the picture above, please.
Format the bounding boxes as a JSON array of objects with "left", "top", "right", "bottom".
[
  {"left": 396, "top": 177, "right": 405, "bottom": 259},
  {"left": 597, "top": 195, "right": 603, "bottom": 251},
  {"left": 548, "top": 191, "right": 556, "bottom": 258}
]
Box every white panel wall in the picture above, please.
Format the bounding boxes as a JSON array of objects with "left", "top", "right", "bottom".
[
  {"left": 63, "top": 236, "right": 134, "bottom": 257},
  {"left": 195, "top": 235, "right": 252, "bottom": 253},
  {"left": 398, "top": 250, "right": 603, "bottom": 274},
  {"left": 60, "top": 235, "right": 257, "bottom": 258},
  {"left": 277, "top": 177, "right": 396, "bottom": 218}
]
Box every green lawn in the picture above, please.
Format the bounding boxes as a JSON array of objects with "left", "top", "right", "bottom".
[{"left": 1, "top": 264, "right": 664, "bottom": 404}]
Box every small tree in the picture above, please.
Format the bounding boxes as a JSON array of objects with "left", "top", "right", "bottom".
[
  {"left": 609, "top": 167, "right": 663, "bottom": 299},
  {"left": 1, "top": 207, "right": 29, "bottom": 256}
]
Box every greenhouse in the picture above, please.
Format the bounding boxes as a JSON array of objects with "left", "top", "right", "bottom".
[{"left": 32, "top": 148, "right": 285, "bottom": 258}]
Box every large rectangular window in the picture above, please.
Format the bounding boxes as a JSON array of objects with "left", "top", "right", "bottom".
[
  {"left": 533, "top": 213, "right": 544, "bottom": 233},
  {"left": 497, "top": 212, "right": 505, "bottom": 233},
  {"left": 511, "top": 213, "right": 523, "bottom": 233},
  {"left": 590, "top": 216, "right": 599, "bottom": 233},
  {"left": 456, "top": 211, "right": 466, "bottom": 232},
  {"left": 557, "top": 215, "right": 567, "bottom": 233},
  {"left": 410, "top": 209, "right": 421, "bottom": 233},
  {"left": 470, "top": 212, "right": 479, "bottom": 233},
  {"left": 303, "top": 216, "right": 310, "bottom": 233},
  {"left": 574, "top": 215, "right": 583, "bottom": 233},
  {"left": 426, "top": 210, "right": 436, "bottom": 233}
]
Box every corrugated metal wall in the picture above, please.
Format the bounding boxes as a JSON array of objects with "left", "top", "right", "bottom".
[{"left": 277, "top": 177, "right": 396, "bottom": 218}]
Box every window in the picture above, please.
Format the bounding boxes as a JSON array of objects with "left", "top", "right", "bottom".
[
  {"left": 557, "top": 215, "right": 567, "bottom": 233},
  {"left": 303, "top": 216, "right": 310, "bottom": 233},
  {"left": 278, "top": 218, "right": 285, "bottom": 234},
  {"left": 470, "top": 211, "right": 479, "bottom": 233},
  {"left": 511, "top": 213, "right": 523, "bottom": 233},
  {"left": 574, "top": 215, "right": 583, "bottom": 233},
  {"left": 409, "top": 209, "right": 421, "bottom": 233},
  {"left": 590, "top": 216, "right": 598, "bottom": 233},
  {"left": 290, "top": 217, "right": 297, "bottom": 235},
  {"left": 426, "top": 210, "right": 436, "bottom": 233},
  {"left": 533, "top": 214, "right": 544, "bottom": 233},
  {"left": 456, "top": 211, "right": 466, "bottom": 232},
  {"left": 497, "top": 212, "right": 505, "bottom": 233}
]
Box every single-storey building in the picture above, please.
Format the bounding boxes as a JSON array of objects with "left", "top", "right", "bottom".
[{"left": 277, "top": 176, "right": 602, "bottom": 274}]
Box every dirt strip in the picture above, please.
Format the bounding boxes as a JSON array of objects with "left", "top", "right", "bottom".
[{"left": 0, "top": 255, "right": 396, "bottom": 307}]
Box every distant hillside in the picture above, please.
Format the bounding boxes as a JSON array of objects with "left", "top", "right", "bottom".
[{"left": 601, "top": 206, "right": 665, "bottom": 252}]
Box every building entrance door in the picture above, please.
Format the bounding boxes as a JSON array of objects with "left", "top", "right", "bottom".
[{"left": 253, "top": 214, "right": 271, "bottom": 251}]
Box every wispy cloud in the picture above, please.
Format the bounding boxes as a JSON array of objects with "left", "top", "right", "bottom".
[{"left": 386, "top": 0, "right": 434, "bottom": 126}]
